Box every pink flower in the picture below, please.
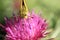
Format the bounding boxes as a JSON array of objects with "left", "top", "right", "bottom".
[{"left": 0, "top": 11, "right": 47, "bottom": 40}]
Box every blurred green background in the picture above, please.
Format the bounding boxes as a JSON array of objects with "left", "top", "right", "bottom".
[{"left": 0, "top": 0, "right": 60, "bottom": 40}]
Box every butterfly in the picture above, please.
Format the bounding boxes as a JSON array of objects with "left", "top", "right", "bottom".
[
  {"left": 19, "top": 0, "right": 28, "bottom": 18},
  {"left": 14, "top": 0, "right": 28, "bottom": 18}
]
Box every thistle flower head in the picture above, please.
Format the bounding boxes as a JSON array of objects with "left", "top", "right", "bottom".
[
  {"left": 0, "top": 11, "right": 47, "bottom": 40},
  {"left": 0, "top": 0, "right": 48, "bottom": 40}
]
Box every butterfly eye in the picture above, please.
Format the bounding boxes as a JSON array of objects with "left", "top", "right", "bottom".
[{"left": 22, "top": 0, "right": 24, "bottom": 6}]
